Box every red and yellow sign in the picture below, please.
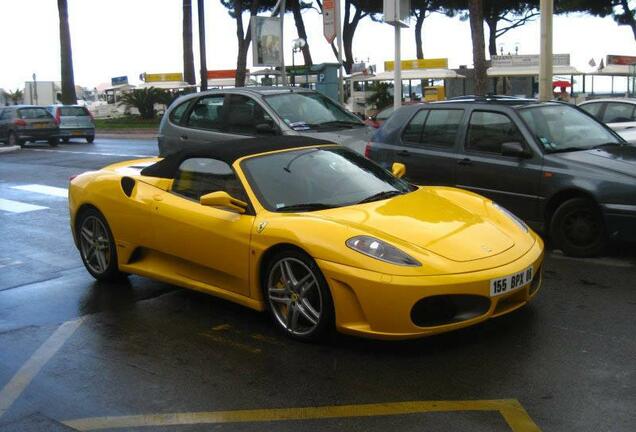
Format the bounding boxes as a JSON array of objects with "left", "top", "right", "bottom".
[
  {"left": 206, "top": 69, "right": 251, "bottom": 79},
  {"left": 384, "top": 58, "right": 448, "bottom": 72}
]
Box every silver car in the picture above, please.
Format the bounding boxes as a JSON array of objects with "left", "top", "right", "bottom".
[
  {"left": 47, "top": 105, "right": 96, "bottom": 143},
  {"left": 579, "top": 98, "right": 636, "bottom": 144},
  {"left": 157, "top": 87, "right": 374, "bottom": 156}
]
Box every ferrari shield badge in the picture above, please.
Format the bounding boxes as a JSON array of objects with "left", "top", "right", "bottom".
[{"left": 257, "top": 221, "right": 268, "bottom": 233}]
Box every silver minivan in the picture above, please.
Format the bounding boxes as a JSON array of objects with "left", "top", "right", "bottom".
[
  {"left": 157, "top": 87, "right": 374, "bottom": 156},
  {"left": 47, "top": 105, "right": 96, "bottom": 143}
]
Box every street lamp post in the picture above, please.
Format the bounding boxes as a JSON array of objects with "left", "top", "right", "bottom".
[{"left": 291, "top": 38, "right": 306, "bottom": 87}]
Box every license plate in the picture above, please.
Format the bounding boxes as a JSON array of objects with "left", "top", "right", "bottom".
[
  {"left": 72, "top": 130, "right": 83, "bottom": 135},
  {"left": 33, "top": 123, "right": 48, "bottom": 129},
  {"left": 490, "top": 267, "right": 533, "bottom": 297}
]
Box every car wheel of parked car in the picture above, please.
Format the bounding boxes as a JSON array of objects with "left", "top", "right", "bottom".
[
  {"left": 264, "top": 249, "right": 334, "bottom": 341},
  {"left": 48, "top": 138, "right": 59, "bottom": 147},
  {"left": 550, "top": 198, "right": 606, "bottom": 257},
  {"left": 77, "top": 208, "right": 125, "bottom": 282},
  {"left": 86, "top": 136, "right": 95, "bottom": 143},
  {"left": 62, "top": 138, "right": 70, "bottom": 143},
  {"left": 8, "top": 132, "right": 23, "bottom": 148}
]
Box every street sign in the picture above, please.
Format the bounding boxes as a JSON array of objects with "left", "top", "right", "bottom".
[
  {"left": 323, "top": 0, "right": 336, "bottom": 43},
  {"left": 111, "top": 76, "right": 128, "bottom": 86}
]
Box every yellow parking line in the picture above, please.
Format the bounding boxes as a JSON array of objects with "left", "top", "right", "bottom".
[
  {"left": 0, "top": 317, "right": 85, "bottom": 418},
  {"left": 63, "top": 399, "right": 541, "bottom": 431}
]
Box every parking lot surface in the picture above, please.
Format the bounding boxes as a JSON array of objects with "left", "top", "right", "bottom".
[{"left": 0, "top": 138, "right": 635, "bottom": 431}]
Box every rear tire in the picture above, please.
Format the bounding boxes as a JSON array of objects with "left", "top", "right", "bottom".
[
  {"left": 263, "top": 249, "right": 334, "bottom": 342},
  {"left": 76, "top": 208, "right": 126, "bottom": 282},
  {"left": 62, "top": 137, "right": 70, "bottom": 143},
  {"left": 48, "top": 137, "right": 59, "bottom": 147},
  {"left": 550, "top": 198, "right": 606, "bottom": 257},
  {"left": 8, "top": 132, "right": 23, "bottom": 148},
  {"left": 86, "top": 136, "right": 95, "bottom": 143}
]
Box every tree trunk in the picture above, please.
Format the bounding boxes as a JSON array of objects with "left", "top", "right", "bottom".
[
  {"left": 57, "top": 0, "right": 77, "bottom": 105},
  {"left": 414, "top": 11, "right": 425, "bottom": 60},
  {"left": 468, "top": 0, "right": 487, "bottom": 96},
  {"left": 234, "top": 0, "right": 260, "bottom": 87},
  {"left": 198, "top": 0, "right": 207, "bottom": 91},
  {"left": 485, "top": 16, "right": 498, "bottom": 57},
  {"left": 183, "top": 0, "right": 196, "bottom": 85},
  {"left": 291, "top": 0, "right": 312, "bottom": 66},
  {"left": 342, "top": 0, "right": 363, "bottom": 74},
  {"left": 620, "top": 0, "right": 636, "bottom": 40}
]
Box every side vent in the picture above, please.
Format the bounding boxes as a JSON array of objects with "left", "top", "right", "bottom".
[{"left": 121, "top": 177, "right": 135, "bottom": 197}]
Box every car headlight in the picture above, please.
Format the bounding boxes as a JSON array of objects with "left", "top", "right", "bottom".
[
  {"left": 346, "top": 236, "right": 421, "bottom": 266},
  {"left": 493, "top": 203, "right": 528, "bottom": 232}
]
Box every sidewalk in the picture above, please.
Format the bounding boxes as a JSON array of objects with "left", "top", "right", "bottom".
[{"left": 0, "top": 145, "right": 20, "bottom": 154}]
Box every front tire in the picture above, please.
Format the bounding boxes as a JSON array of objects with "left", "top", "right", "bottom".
[
  {"left": 48, "top": 137, "right": 59, "bottom": 147},
  {"left": 264, "top": 250, "right": 334, "bottom": 341},
  {"left": 550, "top": 198, "right": 606, "bottom": 257},
  {"left": 86, "top": 136, "right": 95, "bottom": 143},
  {"left": 76, "top": 208, "right": 125, "bottom": 281},
  {"left": 62, "top": 137, "right": 70, "bottom": 143}
]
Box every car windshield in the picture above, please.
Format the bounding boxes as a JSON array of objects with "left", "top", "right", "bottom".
[
  {"left": 241, "top": 147, "right": 414, "bottom": 212},
  {"left": 264, "top": 92, "right": 363, "bottom": 131},
  {"left": 518, "top": 104, "right": 622, "bottom": 153},
  {"left": 18, "top": 108, "right": 52, "bottom": 119}
]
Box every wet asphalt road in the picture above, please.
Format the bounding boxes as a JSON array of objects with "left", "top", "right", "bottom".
[{"left": 0, "top": 138, "right": 634, "bottom": 431}]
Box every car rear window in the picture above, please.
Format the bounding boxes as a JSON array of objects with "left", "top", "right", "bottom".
[
  {"left": 18, "top": 108, "right": 52, "bottom": 119},
  {"left": 59, "top": 106, "right": 89, "bottom": 116}
]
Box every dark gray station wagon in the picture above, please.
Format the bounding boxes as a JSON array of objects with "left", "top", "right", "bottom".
[{"left": 368, "top": 99, "right": 636, "bottom": 257}]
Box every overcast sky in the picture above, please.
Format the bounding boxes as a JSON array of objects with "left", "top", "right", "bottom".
[{"left": 1, "top": 0, "right": 635, "bottom": 91}]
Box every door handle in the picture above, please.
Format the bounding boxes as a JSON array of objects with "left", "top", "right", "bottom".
[
  {"left": 180, "top": 135, "right": 188, "bottom": 140},
  {"left": 396, "top": 150, "right": 411, "bottom": 157},
  {"left": 457, "top": 158, "right": 473, "bottom": 166}
]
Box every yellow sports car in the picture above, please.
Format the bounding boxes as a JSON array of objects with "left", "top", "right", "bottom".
[{"left": 69, "top": 137, "right": 543, "bottom": 341}]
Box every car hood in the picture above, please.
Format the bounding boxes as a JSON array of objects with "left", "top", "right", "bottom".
[
  {"left": 296, "top": 126, "right": 374, "bottom": 154},
  {"left": 551, "top": 144, "right": 636, "bottom": 178},
  {"left": 313, "top": 188, "right": 521, "bottom": 263}
]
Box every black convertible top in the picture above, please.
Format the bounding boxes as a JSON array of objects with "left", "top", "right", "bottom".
[{"left": 141, "top": 136, "right": 334, "bottom": 179}]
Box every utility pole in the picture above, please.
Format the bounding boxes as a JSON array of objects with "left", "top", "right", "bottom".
[
  {"left": 336, "top": 0, "right": 344, "bottom": 104},
  {"left": 198, "top": 0, "right": 208, "bottom": 91},
  {"left": 393, "top": 24, "right": 401, "bottom": 109},
  {"left": 539, "top": 0, "right": 553, "bottom": 101}
]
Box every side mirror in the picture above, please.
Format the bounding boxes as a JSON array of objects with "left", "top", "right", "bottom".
[
  {"left": 255, "top": 122, "right": 278, "bottom": 135},
  {"left": 501, "top": 141, "right": 531, "bottom": 158},
  {"left": 392, "top": 162, "right": 406, "bottom": 179},
  {"left": 200, "top": 191, "right": 248, "bottom": 214}
]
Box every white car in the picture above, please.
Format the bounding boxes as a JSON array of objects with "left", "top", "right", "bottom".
[{"left": 579, "top": 98, "right": 636, "bottom": 144}]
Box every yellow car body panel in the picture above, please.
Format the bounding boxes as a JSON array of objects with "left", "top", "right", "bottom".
[{"left": 69, "top": 146, "right": 545, "bottom": 339}]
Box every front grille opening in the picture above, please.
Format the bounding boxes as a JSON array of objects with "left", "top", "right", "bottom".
[
  {"left": 410, "top": 295, "right": 491, "bottom": 327},
  {"left": 529, "top": 265, "right": 542, "bottom": 295}
]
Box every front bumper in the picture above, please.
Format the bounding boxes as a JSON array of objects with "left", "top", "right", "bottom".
[
  {"left": 602, "top": 203, "right": 636, "bottom": 242},
  {"left": 317, "top": 238, "right": 544, "bottom": 340}
]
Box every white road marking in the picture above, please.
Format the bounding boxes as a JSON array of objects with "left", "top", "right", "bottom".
[
  {"left": 0, "top": 198, "right": 48, "bottom": 213},
  {"left": 11, "top": 184, "right": 68, "bottom": 198},
  {"left": 0, "top": 317, "right": 85, "bottom": 418},
  {"left": 26, "top": 148, "right": 152, "bottom": 158}
]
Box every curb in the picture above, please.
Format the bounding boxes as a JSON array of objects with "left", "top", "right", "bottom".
[{"left": 0, "top": 145, "right": 20, "bottom": 154}]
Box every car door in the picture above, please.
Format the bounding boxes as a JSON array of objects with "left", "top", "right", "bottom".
[
  {"left": 396, "top": 107, "right": 464, "bottom": 186},
  {"left": 455, "top": 109, "right": 543, "bottom": 222},
  {"left": 601, "top": 102, "right": 636, "bottom": 139},
  {"left": 172, "top": 94, "right": 238, "bottom": 147},
  {"left": 152, "top": 157, "right": 255, "bottom": 296}
]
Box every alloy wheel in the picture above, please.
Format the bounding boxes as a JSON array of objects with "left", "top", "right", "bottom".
[
  {"left": 79, "top": 215, "right": 112, "bottom": 274},
  {"left": 267, "top": 257, "right": 323, "bottom": 337}
]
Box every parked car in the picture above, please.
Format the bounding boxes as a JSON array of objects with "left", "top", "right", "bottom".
[
  {"left": 47, "top": 105, "right": 95, "bottom": 143},
  {"left": 157, "top": 87, "right": 374, "bottom": 156},
  {"left": 0, "top": 105, "right": 59, "bottom": 147},
  {"left": 367, "top": 98, "right": 636, "bottom": 257},
  {"left": 69, "top": 136, "right": 543, "bottom": 341},
  {"left": 579, "top": 98, "right": 636, "bottom": 144}
]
